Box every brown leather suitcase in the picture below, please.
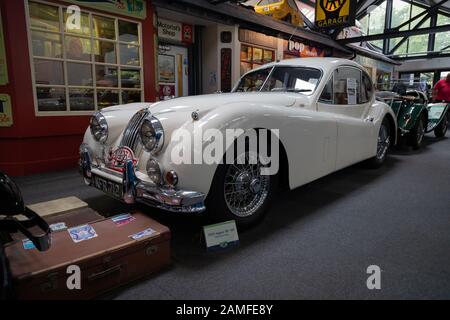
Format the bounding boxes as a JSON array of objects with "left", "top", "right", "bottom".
[
  {"left": 5, "top": 211, "right": 171, "bottom": 300},
  {"left": 11, "top": 207, "right": 104, "bottom": 241}
]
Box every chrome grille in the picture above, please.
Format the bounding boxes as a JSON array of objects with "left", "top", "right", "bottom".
[{"left": 121, "top": 109, "right": 149, "bottom": 151}]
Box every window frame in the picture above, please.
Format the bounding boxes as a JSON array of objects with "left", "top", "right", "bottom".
[
  {"left": 240, "top": 43, "right": 275, "bottom": 76},
  {"left": 25, "top": 0, "right": 144, "bottom": 116},
  {"left": 319, "top": 66, "right": 370, "bottom": 106}
]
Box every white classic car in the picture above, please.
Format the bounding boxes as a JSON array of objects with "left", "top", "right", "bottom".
[{"left": 80, "top": 58, "right": 397, "bottom": 226}]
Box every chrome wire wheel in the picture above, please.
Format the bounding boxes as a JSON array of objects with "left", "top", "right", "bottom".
[
  {"left": 224, "top": 153, "right": 270, "bottom": 218},
  {"left": 376, "top": 123, "right": 390, "bottom": 160}
]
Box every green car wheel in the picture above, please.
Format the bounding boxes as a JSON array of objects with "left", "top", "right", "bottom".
[
  {"left": 434, "top": 112, "right": 448, "bottom": 138},
  {"left": 409, "top": 116, "right": 426, "bottom": 150}
]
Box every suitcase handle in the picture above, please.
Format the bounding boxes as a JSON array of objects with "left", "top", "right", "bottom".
[{"left": 88, "top": 265, "right": 122, "bottom": 282}]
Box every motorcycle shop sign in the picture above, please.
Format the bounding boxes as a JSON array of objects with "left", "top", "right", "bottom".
[
  {"left": 158, "top": 19, "right": 194, "bottom": 44},
  {"left": 315, "top": 0, "right": 356, "bottom": 29}
]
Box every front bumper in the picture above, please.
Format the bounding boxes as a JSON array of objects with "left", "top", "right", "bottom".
[{"left": 79, "top": 145, "right": 206, "bottom": 213}]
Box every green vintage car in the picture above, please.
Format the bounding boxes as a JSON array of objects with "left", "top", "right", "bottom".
[{"left": 376, "top": 91, "right": 449, "bottom": 149}]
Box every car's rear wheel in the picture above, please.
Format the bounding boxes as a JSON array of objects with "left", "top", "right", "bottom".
[
  {"left": 434, "top": 112, "right": 448, "bottom": 138},
  {"left": 206, "top": 150, "right": 278, "bottom": 228},
  {"left": 365, "top": 117, "right": 391, "bottom": 169},
  {"left": 409, "top": 115, "right": 426, "bottom": 149}
]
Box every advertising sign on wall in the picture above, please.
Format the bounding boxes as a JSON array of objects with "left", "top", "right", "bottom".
[
  {"left": 158, "top": 19, "right": 194, "bottom": 44},
  {"left": 284, "top": 40, "right": 326, "bottom": 58},
  {"left": 315, "top": 0, "right": 356, "bottom": 29},
  {"left": 0, "top": 8, "right": 8, "bottom": 86},
  {"left": 63, "top": 0, "right": 146, "bottom": 19},
  {"left": 0, "top": 94, "right": 12, "bottom": 127}
]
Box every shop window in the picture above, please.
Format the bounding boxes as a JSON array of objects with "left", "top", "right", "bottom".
[
  {"left": 240, "top": 44, "right": 274, "bottom": 75},
  {"left": 27, "top": 1, "right": 143, "bottom": 114}
]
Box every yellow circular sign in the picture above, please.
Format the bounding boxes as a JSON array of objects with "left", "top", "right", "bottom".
[{"left": 322, "top": 0, "right": 346, "bottom": 12}]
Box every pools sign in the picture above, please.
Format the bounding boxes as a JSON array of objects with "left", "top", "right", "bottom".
[
  {"left": 315, "top": 0, "right": 356, "bottom": 29},
  {"left": 64, "top": 0, "right": 146, "bottom": 20}
]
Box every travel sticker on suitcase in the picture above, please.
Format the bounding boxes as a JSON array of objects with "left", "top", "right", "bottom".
[{"left": 68, "top": 224, "right": 98, "bottom": 243}]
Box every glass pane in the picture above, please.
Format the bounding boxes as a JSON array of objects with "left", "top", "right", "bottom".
[
  {"left": 34, "top": 59, "right": 64, "bottom": 85},
  {"left": 391, "top": 0, "right": 411, "bottom": 29},
  {"left": 64, "top": 11, "right": 90, "bottom": 36},
  {"left": 31, "top": 31, "right": 62, "bottom": 58},
  {"left": 366, "top": 1, "right": 386, "bottom": 35},
  {"left": 97, "top": 90, "right": 119, "bottom": 108},
  {"left": 67, "top": 62, "right": 93, "bottom": 86},
  {"left": 36, "top": 87, "right": 66, "bottom": 112},
  {"left": 240, "top": 45, "right": 252, "bottom": 61},
  {"left": 69, "top": 88, "right": 94, "bottom": 111},
  {"left": 119, "top": 20, "right": 139, "bottom": 44},
  {"left": 120, "top": 44, "right": 140, "bottom": 66},
  {"left": 29, "top": 2, "right": 60, "bottom": 32},
  {"left": 121, "top": 69, "right": 141, "bottom": 88},
  {"left": 93, "top": 15, "right": 116, "bottom": 40},
  {"left": 390, "top": 37, "right": 408, "bottom": 55},
  {"left": 410, "top": 5, "right": 427, "bottom": 29},
  {"left": 263, "top": 50, "right": 274, "bottom": 64},
  {"left": 436, "top": 32, "right": 450, "bottom": 51},
  {"left": 96, "top": 65, "right": 118, "bottom": 87},
  {"left": 333, "top": 67, "right": 361, "bottom": 105},
  {"left": 94, "top": 40, "right": 116, "bottom": 64},
  {"left": 240, "top": 62, "right": 252, "bottom": 75},
  {"left": 65, "top": 36, "right": 92, "bottom": 61},
  {"left": 437, "top": 14, "right": 450, "bottom": 27},
  {"left": 122, "top": 90, "right": 142, "bottom": 104},
  {"left": 408, "top": 34, "right": 429, "bottom": 54},
  {"left": 253, "top": 47, "right": 263, "bottom": 64}
]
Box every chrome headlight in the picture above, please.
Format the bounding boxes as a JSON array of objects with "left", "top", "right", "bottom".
[
  {"left": 90, "top": 112, "right": 108, "bottom": 143},
  {"left": 147, "top": 159, "right": 162, "bottom": 185},
  {"left": 140, "top": 116, "right": 164, "bottom": 153}
]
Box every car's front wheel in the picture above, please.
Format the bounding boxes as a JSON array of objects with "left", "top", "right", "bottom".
[{"left": 206, "top": 151, "right": 278, "bottom": 228}]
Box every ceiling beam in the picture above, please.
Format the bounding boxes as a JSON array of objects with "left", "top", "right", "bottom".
[{"left": 338, "top": 23, "right": 450, "bottom": 44}]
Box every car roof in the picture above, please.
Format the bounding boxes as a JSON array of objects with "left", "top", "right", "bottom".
[{"left": 249, "top": 57, "right": 362, "bottom": 74}]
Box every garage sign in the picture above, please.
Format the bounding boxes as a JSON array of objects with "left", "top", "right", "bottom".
[{"left": 315, "top": 0, "right": 356, "bottom": 29}]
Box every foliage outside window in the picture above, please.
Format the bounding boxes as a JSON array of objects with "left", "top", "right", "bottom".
[
  {"left": 359, "top": 1, "right": 386, "bottom": 49},
  {"left": 28, "top": 1, "right": 143, "bottom": 114},
  {"left": 436, "top": 14, "right": 450, "bottom": 52},
  {"left": 389, "top": 0, "right": 430, "bottom": 56},
  {"left": 240, "top": 44, "right": 275, "bottom": 76}
]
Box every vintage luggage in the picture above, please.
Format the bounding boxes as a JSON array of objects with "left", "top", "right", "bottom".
[
  {"left": 5, "top": 211, "right": 171, "bottom": 300},
  {"left": 12, "top": 207, "right": 104, "bottom": 241}
]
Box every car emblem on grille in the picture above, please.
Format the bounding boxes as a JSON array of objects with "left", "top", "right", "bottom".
[{"left": 106, "top": 146, "right": 137, "bottom": 172}]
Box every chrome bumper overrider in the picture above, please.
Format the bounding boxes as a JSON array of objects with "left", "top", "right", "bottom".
[{"left": 79, "top": 145, "right": 206, "bottom": 213}]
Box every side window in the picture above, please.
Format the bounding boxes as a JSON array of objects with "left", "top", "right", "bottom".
[
  {"left": 319, "top": 77, "right": 333, "bottom": 103},
  {"left": 333, "top": 67, "right": 361, "bottom": 105},
  {"left": 361, "top": 72, "right": 374, "bottom": 103}
]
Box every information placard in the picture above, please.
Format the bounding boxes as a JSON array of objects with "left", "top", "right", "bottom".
[{"left": 203, "top": 221, "right": 239, "bottom": 252}]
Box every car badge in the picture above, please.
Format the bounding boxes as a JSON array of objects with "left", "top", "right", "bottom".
[{"left": 106, "top": 146, "right": 138, "bottom": 173}]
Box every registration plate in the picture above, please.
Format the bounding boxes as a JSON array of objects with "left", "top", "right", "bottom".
[{"left": 93, "top": 175, "right": 123, "bottom": 200}]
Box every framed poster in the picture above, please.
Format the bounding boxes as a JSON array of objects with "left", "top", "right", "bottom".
[
  {"left": 158, "top": 54, "right": 175, "bottom": 83},
  {"left": 0, "top": 8, "right": 9, "bottom": 86}
]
